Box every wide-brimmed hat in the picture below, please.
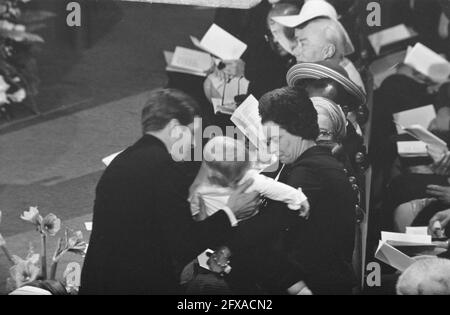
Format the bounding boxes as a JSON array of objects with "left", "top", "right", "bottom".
[
  {"left": 286, "top": 61, "right": 367, "bottom": 106},
  {"left": 272, "top": 0, "right": 355, "bottom": 56}
]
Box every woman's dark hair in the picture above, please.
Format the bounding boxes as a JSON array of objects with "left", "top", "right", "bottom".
[
  {"left": 259, "top": 87, "right": 320, "bottom": 140},
  {"left": 141, "top": 88, "right": 200, "bottom": 133}
]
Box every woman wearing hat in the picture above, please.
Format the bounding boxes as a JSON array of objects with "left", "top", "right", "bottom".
[{"left": 286, "top": 60, "right": 368, "bottom": 174}]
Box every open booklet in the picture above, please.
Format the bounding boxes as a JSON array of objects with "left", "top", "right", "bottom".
[
  {"left": 396, "top": 123, "right": 448, "bottom": 154},
  {"left": 393, "top": 104, "right": 436, "bottom": 134},
  {"left": 368, "top": 24, "right": 417, "bottom": 56},
  {"left": 404, "top": 43, "right": 450, "bottom": 83},
  {"left": 397, "top": 141, "right": 428, "bottom": 158},
  {"left": 381, "top": 231, "right": 434, "bottom": 247},
  {"left": 375, "top": 241, "right": 415, "bottom": 272},
  {"left": 190, "top": 24, "right": 247, "bottom": 61},
  {"left": 164, "top": 47, "right": 213, "bottom": 77},
  {"left": 231, "top": 95, "right": 278, "bottom": 172}
]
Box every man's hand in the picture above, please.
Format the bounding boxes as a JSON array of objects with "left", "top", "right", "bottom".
[
  {"left": 227, "top": 179, "right": 260, "bottom": 221},
  {"left": 429, "top": 209, "right": 450, "bottom": 233},
  {"left": 426, "top": 180, "right": 450, "bottom": 204}
]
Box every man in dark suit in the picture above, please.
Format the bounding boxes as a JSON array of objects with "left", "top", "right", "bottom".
[{"left": 80, "top": 89, "right": 259, "bottom": 294}]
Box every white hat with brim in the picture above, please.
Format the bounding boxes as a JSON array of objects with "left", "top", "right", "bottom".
[
  {"left": 272, "top": 0, "right": 338, "bottom": 28},
  {"left": 272, "top": 0, "right": 355, "bottom": 56}
]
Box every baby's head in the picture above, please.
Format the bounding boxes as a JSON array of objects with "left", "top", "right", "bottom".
[
  {"left": 203, "top": 137, "right": 250, "bottom": 188},
  {"left": 397, "top": 258, "right": 450, "bottom": 295}
]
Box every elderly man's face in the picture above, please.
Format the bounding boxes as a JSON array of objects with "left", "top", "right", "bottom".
[{"left": 292, "top": 24, "right": 328, "bottom": 63}]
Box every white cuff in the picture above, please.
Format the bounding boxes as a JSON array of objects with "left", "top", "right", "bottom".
[{"left": 221, "top": 207, "right": 238, "bottom": 227}]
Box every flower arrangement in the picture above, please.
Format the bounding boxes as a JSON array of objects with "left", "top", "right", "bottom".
[
  {"left": 0, "top": 0, "right": 54, "bottom": 120},
  {"left": 0, "top": 207, "right": 88, "bottom": 294}
]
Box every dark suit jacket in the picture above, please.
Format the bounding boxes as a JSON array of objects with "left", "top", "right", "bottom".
[
  {"left": 230, "top": 146, "right": 357, "bottom": 295},
  {"left": 80, "top": 135, "right": 233, "bottom": 294}
]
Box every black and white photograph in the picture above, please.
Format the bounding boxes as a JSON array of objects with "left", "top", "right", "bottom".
[{"left": 0, "top": 0, "right": 449, "bottom": 298}]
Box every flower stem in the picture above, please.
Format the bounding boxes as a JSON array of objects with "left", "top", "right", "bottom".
[
  {"left": 41, "top": 233, "right": 47, "bottom": 280},
  {"left": 1, "top": 245, "right": 14, "bottom": 265},
  {"left": 50, "top": 261, "right": 58, "bottom": 280}
]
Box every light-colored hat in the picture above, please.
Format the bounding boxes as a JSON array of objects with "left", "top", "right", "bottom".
[
  {"left": 311, "top": 96, "right": 347, "bottom": 142},
  {"left": 286, "top": 61, "right": 367, "bottom": 106},
  {"left": 9, "top": 286, "right": 52, "bottom": 295},
  {"left": 272, "top": 0, "right": 355, "bottom": 56}
]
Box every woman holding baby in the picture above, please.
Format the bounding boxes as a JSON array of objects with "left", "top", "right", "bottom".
[{"left": 185, "top": 87, "right": 358, "bottom": 295}]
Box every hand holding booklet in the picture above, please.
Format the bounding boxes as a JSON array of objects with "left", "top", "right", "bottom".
[
  {"left": 404, "top": 43, "right": 450, "bottom": 83},
  {"left": 164, "top": 47, "right": 213, "bottom": 77},
  {"left": 401, "top": 124, "right": 448, "bottom": 153}
]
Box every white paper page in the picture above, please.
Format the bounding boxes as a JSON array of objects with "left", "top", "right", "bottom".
[
  {"left": 171, "top": 46, "right": 212, "bottom": 73},
  {"left": 404, "top": 43, "right": 450, "bottom": 82},
  {"left": 393, "top": 105, "right": 436, "bottom": 134},
  {"left": 368, "top": 24, "right": 414, "bottom": 55},
  {"left": 397, "top": 141, "right": 428, "bottom": 157},
  {"left": 406, "top": 227, "right": 429, "bottom": 236},
  {"left": 191, "top": 24, "right": 247, "bottom": 60},
  {"left": 102, "top": 151, "right": 124, "bottom": 167},
  {"left": 375, "top": 241, "right": 415, "bottom": 272},
  {"left": 231, "top": 95, "right": 266, "bottom": 147},
  {"left": 381, "top": 231, "right": 432, "bottom": 246},
  {"left": 163, "top": 50, "right": 173, "bottom": 64},
  {"left": 85, "top": 222, "right": 93, "bottom": 231},
  {"left": 403, "top": 124, "right": 448, "bottom": 152},
  {"left": 164, "top": 50, "right": 208, "bottom": 76},
  {"left": 197, "top": 249, "right": 214, "bottom": 271}
]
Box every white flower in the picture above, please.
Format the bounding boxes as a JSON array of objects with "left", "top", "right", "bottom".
[
  {"left": 0, "top": 92, "right": 9, "bottom": 105},
  {"left": 14, "top": 24, "right": 26, "bottom": 32},
  {"left": 0, "top": 75, "right": 10, "bottom": 93},
  {"left": 20, "top": 207, "right": 43, "bottom": 226},
  {"left": 8, "top": 89, "right": 26, "bottom": 103},
  {"left": 0, "top": 20, "right": 15, "bottom": 31},
  {"left": 42, "top": 213, "right": 61, "bottom": 236}
]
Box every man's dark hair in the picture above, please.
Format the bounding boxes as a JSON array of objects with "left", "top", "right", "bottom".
[
  {"left": 259, "top": 87, "right": 319, "bottom": 140},
  {"left": 141, "top": 88, "right": 200, "bottom": 133}
]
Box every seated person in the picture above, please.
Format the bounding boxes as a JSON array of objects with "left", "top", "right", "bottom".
[
  {"left": 190, "top": 136, "right": 310, "bottom": 221},
  {"left": 286, "top": 60, "right": 368, "bottom": 174},
  {"left": 208, "top": 1, "right": 299, "bottom": 100},
  {"left": 273, "top": 0, "right": 366, "bottom": 93},
  {"left": 396, "top": 258, "right": 450, "bottom": 295},
  {"left": 225, "top": 87, "right": 357, "bottom": 295}
]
